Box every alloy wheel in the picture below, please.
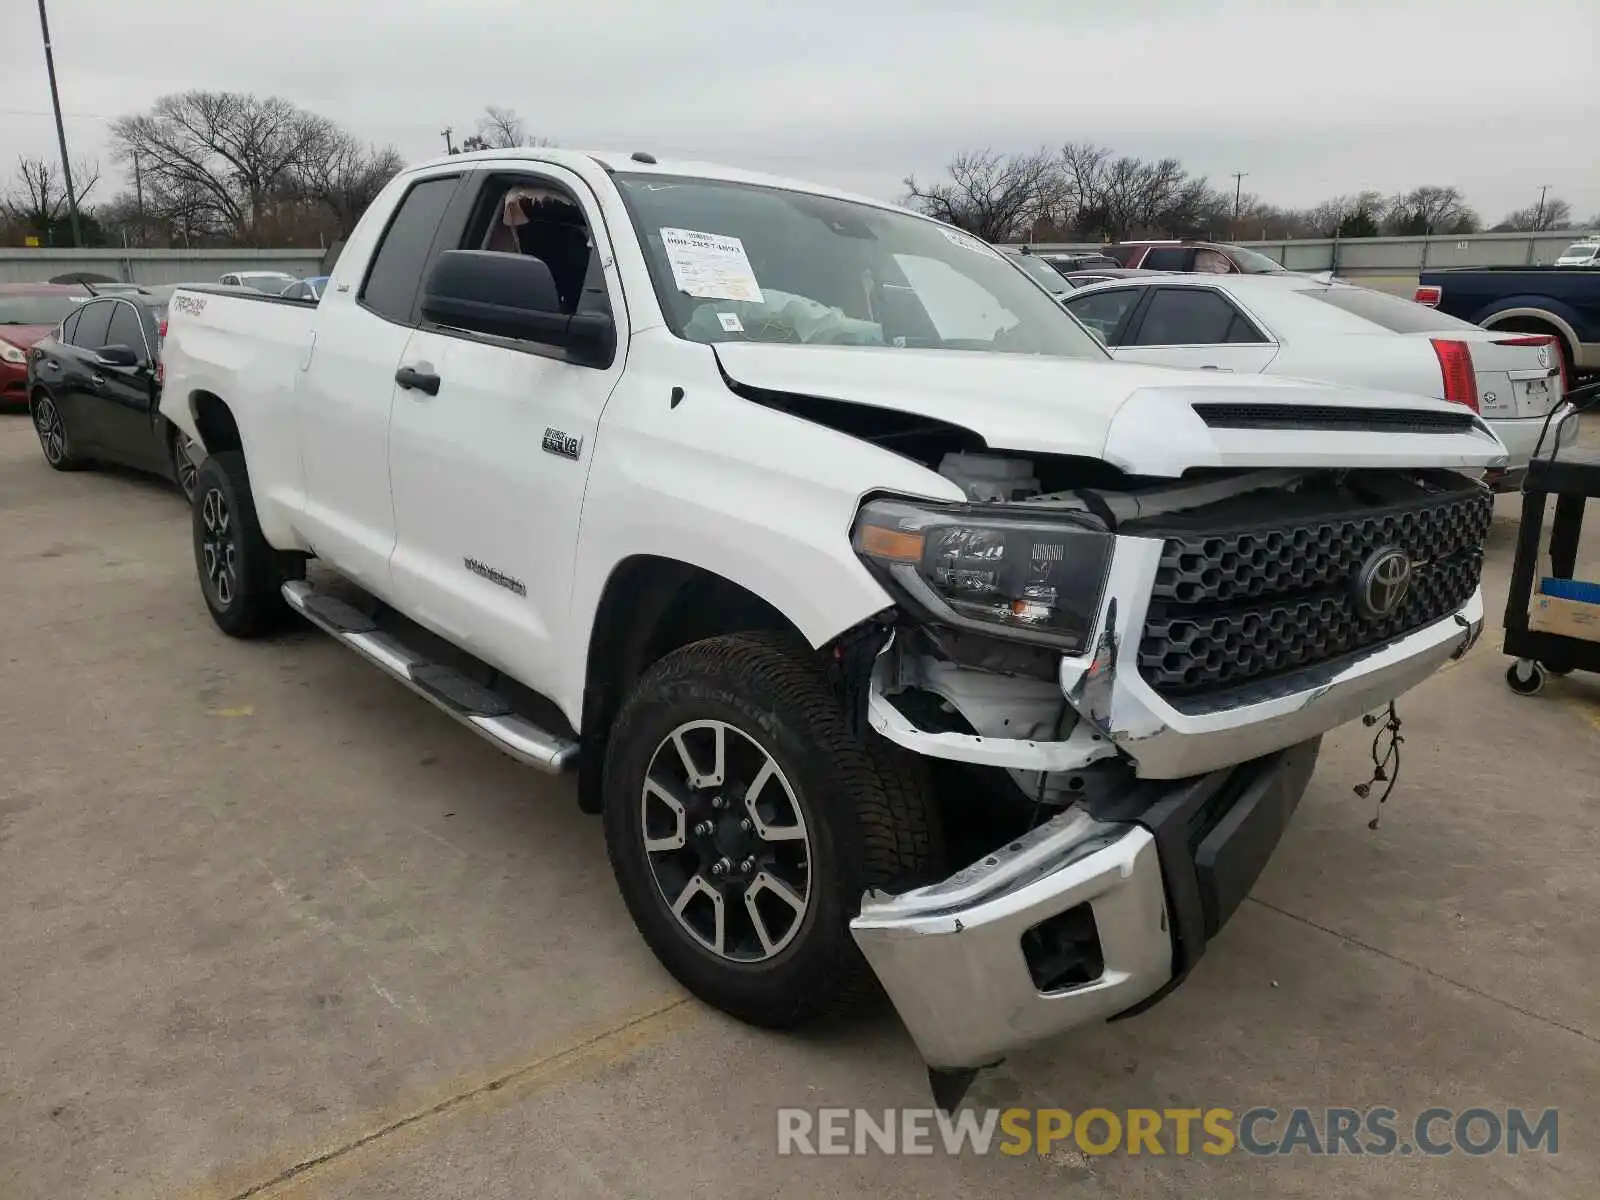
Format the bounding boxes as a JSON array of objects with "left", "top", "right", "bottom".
[
  {"left": 33, "top": 396, "right": 66, "bottom": 464},
  {"left": 640, "top": 719, "right": 813, "bottom": 962},
  {"left": 199, "top": 487, "right": 238, "bottom": 607}
]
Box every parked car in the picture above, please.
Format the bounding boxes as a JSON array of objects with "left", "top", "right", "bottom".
[
  {"left": 218, "top": 271, "right": 299, "bottom": 294},
  {"left": 25, "top": 288, "right": 201, "bottom": 501},
  {"left": 1004, "top": 250, "right": 1074, "bottom": 300},
  {"left": 159, "top": 148, "right": 1501, "bottom": 1100},
  {"left": 279, "top": 275, "right": 330, "bottom": 301},
  {"left": 1064, "top": 273, "right": 1570, "bottom": 489},
  {"left": 1553, "top": 240, "right": 1599, "bottom": 267},
  {"left": 1034, "top": 251, "right": 1122, "bottom": 273},
  {"left": 0, "top": 283, "right": 93, "bottom": 407},
  {"left": 1103, "top": 240, "right": 1291, "bottom": 275},
  {"left": 1414, "top": 266, "right": 1600, "bottom": 378},
  {"left": 1060, "top": 266, "right": 1172, "bottom": 289}
]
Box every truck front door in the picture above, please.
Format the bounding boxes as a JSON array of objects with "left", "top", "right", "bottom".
[{"left": 385, "top": 164, "right": 628, "bottom": 691}]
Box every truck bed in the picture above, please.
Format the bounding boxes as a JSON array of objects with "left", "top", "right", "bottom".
[{"left": 159, "top": 285, "right": 322, "bottom": 545}]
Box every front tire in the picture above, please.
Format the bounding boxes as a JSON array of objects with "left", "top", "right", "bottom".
[
  {"left": 602, "top": 632, "right": 942, "bottom": 1029},
  {"left": 192, "top": 450, "right": 299, "bottom": 638},
  {"left": 30, "top": 390, "right": 86, "bottom": 471}
]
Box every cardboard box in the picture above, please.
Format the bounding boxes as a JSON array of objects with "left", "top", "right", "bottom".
[{"left": 1529, "top": 582, "right": 1600, "bottom": 642}]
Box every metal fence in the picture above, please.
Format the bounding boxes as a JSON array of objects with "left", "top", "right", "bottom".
[
  {"left": 0, "top": 248, "right": 325, "bottom": 286},
  {"left": 1006, "top": 230, "right": 1590, "bottom": 278}
]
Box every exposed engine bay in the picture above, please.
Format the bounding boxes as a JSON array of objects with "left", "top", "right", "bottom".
[{"left": 861, "top": 452, "right": 1491, "bottom": 858}]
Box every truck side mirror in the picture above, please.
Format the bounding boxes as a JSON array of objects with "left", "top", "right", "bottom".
[{"left": 421, "top": 250, "right": 615, "bottom": 367}]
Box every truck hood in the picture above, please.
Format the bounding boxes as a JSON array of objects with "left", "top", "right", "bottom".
[{"left": 714, "top": 343, "right": 1509, "bottom": 477}]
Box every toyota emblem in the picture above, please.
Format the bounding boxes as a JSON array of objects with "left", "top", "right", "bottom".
[{"left": 1354, "top": 547, "right": 1413, "bottom": 620}]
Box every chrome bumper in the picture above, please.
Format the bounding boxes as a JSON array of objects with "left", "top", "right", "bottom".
[
  {"left": 851, "top": 811, "right": 1170, "bottom": 1070},
  {"left": 1061, "top": 537, "right": 1485, "bottom": 780},
  {"left": 851, "top": 741, "right": 1321, "bottom": 1070}
]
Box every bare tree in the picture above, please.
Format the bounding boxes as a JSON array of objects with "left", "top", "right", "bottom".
[
  {"left": 456, "top": 106, "right": 553, "bottom": 152},
  {"left": 2, "top": 155, "right": 101, "bottom": 234},
  {"left": 1383, "top": 185, "right": 1477, "bottom": 235},
  {"left": 296, "top": 132, "right": 404, "bottom": 236},
  {"left": 1497, "top": 197, "right": 1573, "bottom": 232},
  {"left": 110, "top": 92, "right": 336, "bottom": 241},
  {"left": 904, "top": 148, "right": 1058, "bottom": 242}
]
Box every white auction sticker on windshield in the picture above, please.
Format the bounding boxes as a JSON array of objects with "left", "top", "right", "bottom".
[
  {"left": 717, "top": 312, "right": 745, "bottom": 332},
  {"left": 661, "top": 227, "right": 764, "bottom": 303},
  {"left": 941, "top": 228, "right": 991, "bottom": 255}
]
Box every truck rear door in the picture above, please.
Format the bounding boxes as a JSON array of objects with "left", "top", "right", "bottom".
[{"left": 294, "top": 171, "right": 464, "bottom": 592}]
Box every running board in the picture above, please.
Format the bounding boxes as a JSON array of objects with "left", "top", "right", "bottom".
[{"left": 282, "top": 580, "right": 579, "bottom": 774}]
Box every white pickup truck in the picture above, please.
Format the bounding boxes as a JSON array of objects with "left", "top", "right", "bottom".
[{"left": 160, "top": 148, "right": 1505, "bottom": 1104}]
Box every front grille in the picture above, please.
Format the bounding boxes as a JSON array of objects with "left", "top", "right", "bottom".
[
  {"left": 1192, "top": 403, "right": 1477, "bottom": 434},
  {"left": 1137, "top": 483, "right": 1491, "bottom": 698}
]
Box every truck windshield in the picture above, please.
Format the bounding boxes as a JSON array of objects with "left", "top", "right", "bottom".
[{"left": 615, "top": 174, "right": 1107, "bottom": 359}]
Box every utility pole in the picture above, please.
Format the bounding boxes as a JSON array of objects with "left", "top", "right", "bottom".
[
  {"left": 1534, "top": 184, "right": 1550, "bottom": 230},
  {"left": 441, "top": 126, "right": 456, "bottom": 155},
  {"left": 1231, "top": 172, "right": 1248, "bottom": 220},
  {"left": 133, "top": 150, "right": 145, "bottom": 247},
  {"left": 36, "top": 0, "right": 83, "bottom": 248}
]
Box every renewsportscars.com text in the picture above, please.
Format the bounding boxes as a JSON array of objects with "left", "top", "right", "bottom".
[{"left": 776, "top": 1106, "right": 1559, "bottom": 1157}]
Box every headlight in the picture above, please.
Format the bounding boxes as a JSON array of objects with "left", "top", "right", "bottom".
[
  {"left": 0, "top": 340, "right": 26, "bottom": 365},
  {"left": 852, "top": 498, "right": 1112, "bottom": 651}
]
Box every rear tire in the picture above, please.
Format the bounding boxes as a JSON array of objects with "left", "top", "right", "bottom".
[
  {"left": 169, "top": 424, "right": 200, "bottom": 504},
  {"left": 602, "top": 631, "right": 943, "bottom": 1028},
  {"left": 30, "top": 389, "right": 87, "bottom": 471},
  {"left": 192, "top": 450, "right": 301, "bottom": 638}
]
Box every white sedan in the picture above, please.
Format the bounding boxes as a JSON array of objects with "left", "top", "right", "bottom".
[{"left": 1062, "top": 273, "right": 1574, "bottom": 488}]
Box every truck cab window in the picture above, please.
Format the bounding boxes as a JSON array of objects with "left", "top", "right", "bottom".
[
  {"left": 469, "top": 180, "right": 602, "bottom": 318},
  {"left": 360, "top": 175, "right": 461, "bottom": 325}
]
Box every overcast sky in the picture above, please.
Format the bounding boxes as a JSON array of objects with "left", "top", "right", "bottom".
[{"left": 2, "top": 0, "right": 1596, "bottom": 225}]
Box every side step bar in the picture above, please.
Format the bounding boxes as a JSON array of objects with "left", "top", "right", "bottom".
[{"left": 282, "top": 581, "right": 579, "bottom": 774}]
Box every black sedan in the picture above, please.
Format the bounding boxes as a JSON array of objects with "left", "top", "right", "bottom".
[{"left": 25, "top": 289, "right": 201, "bottom": 502}]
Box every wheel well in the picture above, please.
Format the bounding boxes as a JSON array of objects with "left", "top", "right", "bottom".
[
  {"left": 191, "top": 391, "right": 241, "bottom": 455},
  {"left": 576, "top": 557, "right": 806, "bottom": 813},
  {"left": 1482, "top": 314, "right": 1575, "bottom": 367}
]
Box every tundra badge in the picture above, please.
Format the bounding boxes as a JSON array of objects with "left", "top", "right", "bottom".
[{"left": 542, "top": 428, "right": 582, "bottom": 460}]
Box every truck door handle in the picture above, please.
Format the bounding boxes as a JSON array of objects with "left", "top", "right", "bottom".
[
  {"left": 90, "top": 373, "right": 106, "bottom": 387},
  {"left": 395, "top": 366, "right": 440, "bottom": 395},
  {"left": 1199, "top": 365, "right": 1232, "bottom": 372}
]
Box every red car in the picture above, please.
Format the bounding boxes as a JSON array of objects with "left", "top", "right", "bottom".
[
  {"left": 1102, "top": 241, "right": 1290, "bottom": 275},
  {"left": 0, "top": 283, "right": 93, "bottom": 407}
]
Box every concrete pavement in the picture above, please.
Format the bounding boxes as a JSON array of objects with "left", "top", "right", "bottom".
[{"left": 1, "top": 412, "right": 1596, "bottom": 1198}]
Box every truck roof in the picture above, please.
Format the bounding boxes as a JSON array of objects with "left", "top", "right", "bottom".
[{"left": 405, "top": 147, "right": 913, "bottom": 219}]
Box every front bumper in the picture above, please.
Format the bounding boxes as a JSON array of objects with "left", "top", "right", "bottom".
[
  {"left": 1, "top": 359, "right": 27, "bottom": 405},
  {"left": 852, "top": 739, "right": 1321, "bottom": 1070}
]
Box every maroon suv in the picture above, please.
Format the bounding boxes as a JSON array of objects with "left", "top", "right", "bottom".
[{"left": 1102, "top": 241, "right": 1289, "bottom": 275}]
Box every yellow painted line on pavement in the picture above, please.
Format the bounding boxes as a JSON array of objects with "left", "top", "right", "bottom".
[
  {"left": 207, "top": 706, "right": 256, "bottom": 718},
  {"left": 184, "top": 996, "right": 696, "bottom": 1200}
]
